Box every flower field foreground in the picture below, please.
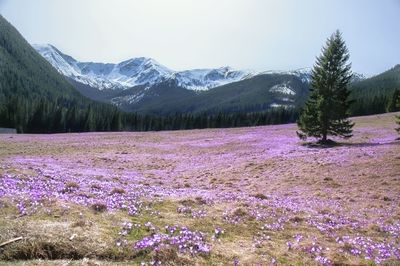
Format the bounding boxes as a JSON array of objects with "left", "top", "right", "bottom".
[{"left": 0, "top": 113, "right": 399, "bottom": 265}]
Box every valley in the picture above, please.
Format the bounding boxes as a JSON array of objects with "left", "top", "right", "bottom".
[{"left": 1, "top": 4, "right": 399, "bottom": 266}]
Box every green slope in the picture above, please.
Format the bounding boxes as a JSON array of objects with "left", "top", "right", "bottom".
[
  {"left": 121, "top": 74, "right": 310, "bottom": 115},
  {"left": 0, "top": 15, "right": 84, "bottom": 103},
  {"left": 351, "top": 65, "right": 400, "bottom": 98},
  {"left": 350, "top": 65, "right": 400, "bottom": 115}
]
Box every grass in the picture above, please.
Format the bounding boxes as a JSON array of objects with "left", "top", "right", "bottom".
[{"left": 0, "top": 113, "right": 399, "bottom": 265}]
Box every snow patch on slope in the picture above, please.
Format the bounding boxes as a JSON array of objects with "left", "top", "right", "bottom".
[
  {"left": 33, "top": 44, "right": 122, "bottom": 90},
  {"left": 111, "top": 93, "right": 146, "bottom": 106},
  {"left": 269, "top": 82, "right": 296, "bottom": 95},
  {"left": 173, "top": 67, "right": 255, "bottom": 91},
  {"left": 262, "top": 68, "right": 312, "bottom": 83},
  {"left": 270, "top": 103, "right": 295, "bottom": 109}
]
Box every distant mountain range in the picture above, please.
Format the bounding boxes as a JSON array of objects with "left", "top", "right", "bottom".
[
  {"left": 32, "top": 44, "right": 323, "bottom": 114},
  {"left": 31, "top": 45, "right": 395, "bottom": 116},
  {"left": 33, "top": 44, "right": 256, "bottom": 91}
]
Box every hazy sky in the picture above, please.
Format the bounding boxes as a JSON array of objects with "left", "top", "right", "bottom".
[{"left": 1, "top": 0, "right": 399, "bottom": 75}]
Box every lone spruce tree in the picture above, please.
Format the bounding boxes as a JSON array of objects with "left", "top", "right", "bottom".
[{"left": 297, "top": 30, "right": 354, "bottom": 144}]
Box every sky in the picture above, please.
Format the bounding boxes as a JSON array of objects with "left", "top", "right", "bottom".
[{"left": 0, "top": 0, "right": 399, "bottom": 75}]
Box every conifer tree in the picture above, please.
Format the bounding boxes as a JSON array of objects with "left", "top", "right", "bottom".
[
  {"left": 387, "top": 89, "right": 400, "bottom": 112},
  {"left": 396, "top": 93, "right": 400, "bottom": 134},
  {"left": 297, "top": 30, "right": 354, "bottom": 144}
]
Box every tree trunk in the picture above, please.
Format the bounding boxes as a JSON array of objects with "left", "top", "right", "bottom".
[{"left": 321, "top": 133, "right": 327, "bottom": 144}]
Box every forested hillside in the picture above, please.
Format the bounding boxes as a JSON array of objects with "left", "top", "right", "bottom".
[
  {"left": 120, "top": 74, "right": 309, "bottom": 115},
  {"left": 350, "top": 65, "right": 400, "bottom": 115},
  {"left": 0, "top": 15, "right": 124, "bottom": 133}
]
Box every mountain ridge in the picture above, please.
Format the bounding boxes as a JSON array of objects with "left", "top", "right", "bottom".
[
  {"left": 33, "top": 44, "right": 255, "bottom": 92},
  {"left": 34, "top": 44, "right": 399, "bottom": 117},
  {"left": 33, "top": 44, "right": 369, "bottom": 93}
]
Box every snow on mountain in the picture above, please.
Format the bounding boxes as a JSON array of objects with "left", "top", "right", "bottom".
[
  {"left": 261, "top": 68, "right": 312, "bottom": 83},
  {"left": 33, "top": 44, "right": 254, "bottom": 91},
  {"left": 269, "top": 82, "right": 296, "bottom": 95},
  {"left": 111, "top": 93, "right": 146, "bottom": 106},
  {"left": 33, "top": 44, "right": 122, "bottom": 90},
  {"left": 105, "top": 57, "right": 174, "bottom": 88},
  {"left": 351, "top": 72, "right": 366, "bottom": 83},
  {"left": 33, "top": 44, "right": 366, "bottom": 93},
  {"left": 172, "top": 67, "right": 255, "bottom": 91},
  {"left": 261, "top": 67, "right": 366, "bottom": 84}
]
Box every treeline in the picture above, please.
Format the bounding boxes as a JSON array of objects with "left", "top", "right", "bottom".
[
  {"left": 3, "top": 88, "right": 399, "bottom": 133},
  {"left": 350, "top": 89, "right": 400, "bottom": 116},
  {"left": 349, "top": 64, "right": 400, "bottom": 116},
  {"left": 125, "top": 108, "right": 298, "bottom": 131},
  {"left": 0, "top": 96, "right": 121, "bottom": 133},
  {"left": 0, "top": 95, "right": 298, "bottom": 133}
]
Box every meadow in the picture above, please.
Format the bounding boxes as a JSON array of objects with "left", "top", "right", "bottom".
[{"left": 0, "top": 113, "right": 399, "bottom": 265}]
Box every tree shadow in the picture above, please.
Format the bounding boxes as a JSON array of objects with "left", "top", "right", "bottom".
[
  {"left": 340, "top": 141, "right": 400, "bottom": 148},
  {"left": 301, "top": 139, "right": 400, "bottom": 149}
]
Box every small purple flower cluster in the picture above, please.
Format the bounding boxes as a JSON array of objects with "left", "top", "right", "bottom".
[
  {"left": 119, "top": 221, "right": 134, "bottom": 236},
  {"left": 379, "top": 222, "right": 400, "bottom": 237},
  {"left": 248, "top": 207, "right": 274, "bottom": 221},
  {"left": 214, "top": 227, "right": 224, "bottom": 238},
  {"left": 135, "top": 234, "right": 168, "bottom": 251},
  {"left": 144, "top": 221, "right": 157, "bottom": 232},
  {"left": 252, "top": 232, "right": 271, "bottom": 248},
  {"left": 261, "top": 221, "right": 284, "bottom": 231},
  {"left": 212, "top": 227, "right": 224, "bottom": 242},
  {"left": 315, "top": 255, "right": 332, "bottom": 266},
  {"left": 0, "top": 170, "right": 145, "bottom": 217},
  {"left": 302, "top": 242, "right": 331, "bottom": 266},
  {"left": 177, "top": 205, "right": 207, "bottom": 219},
  {"left": 336, "top": 235, "right": 400, "bottom": 264},
  {"left": 307, "top": 214, "right": 359, "bottom": 233},
  {"left": 222, "top": 209, "right": 244, "bottom": 224},
  {"left": 165, "top": 225, "right": 177, "bottom": 235},
  {"left": 116, "top": 221, "right": 141, "bottom": 247},
  {"left": 191, "top": 209, "right": 207, "bottom": 219},
  {"left": 134, "top": 226, "right": 210, "bottom": 256},
  {"left": 293, "top": 234, "right": 304, "bottom": 243},
  {"left": 176, "top": 206, "right": 191, "bottom": 214},
  {"left": 140, "top": 260, "right": 162, "bottom": 266}
]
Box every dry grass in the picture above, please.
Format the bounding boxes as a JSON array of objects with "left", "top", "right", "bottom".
[{"left": 0, "top": 113, "right": 399, "bottom": 265}]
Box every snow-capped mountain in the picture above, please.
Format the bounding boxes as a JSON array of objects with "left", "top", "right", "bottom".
[
  {"left": 260, "top": 67, "right": 366, "bottom": 84},
  {"left": 33, "top": 44, "right": 366, "bottom": 93},
  {"left": 171, "top": 67, "right": 256, "bottom": 91},
  {"left": 33, "top": 44, "right": 254, "bottom": 91},
  {"left": 33, "top": 44, "right": 171, "bottom": 90},
  {"left": 261, "top": 68, "right": 312, "bottom": 83}
]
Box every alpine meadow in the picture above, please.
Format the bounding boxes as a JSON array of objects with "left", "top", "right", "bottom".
[{"left": 0, "top": 1, "right": 399, "bottom": 266}]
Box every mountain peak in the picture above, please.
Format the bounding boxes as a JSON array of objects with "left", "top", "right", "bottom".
[
  {"left": 118, "top": 57, "right": 173, "bottom": 75},
  {"left": 31, "top": 43, "right": 56, "bottom": 50}
]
